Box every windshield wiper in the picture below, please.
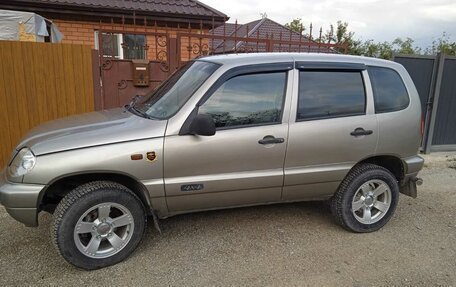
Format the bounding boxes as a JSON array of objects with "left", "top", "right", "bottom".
[
  {"left": 125, "top": 95, "right": 159, "bottom": 120},
  {"left": 125, "top": 95, "right": 142, "bottom": 110},
  {"left": 132, "top": 106, "right": 160, "bottom": 120}
]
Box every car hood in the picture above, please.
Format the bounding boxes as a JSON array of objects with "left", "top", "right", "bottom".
[{"left": 17, "top": 108, "right": 167, "bottom": 155}]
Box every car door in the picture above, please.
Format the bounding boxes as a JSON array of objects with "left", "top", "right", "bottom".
[
  {"left": 163, "top": 63, "right": 293, "bottom": 213},
  {"left": 283, "top": 62, "right": 378, "bottom": 200}
]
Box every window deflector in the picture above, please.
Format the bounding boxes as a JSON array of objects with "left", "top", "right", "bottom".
[{"left": 179, "top": 63, "right": 293, "bottom": 135}]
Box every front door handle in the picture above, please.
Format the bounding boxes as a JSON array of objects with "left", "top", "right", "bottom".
[
  {"left": 350, "top": 128, "right": 373, "bottom": 137},
  {"left": 258, "top": 135, "right": 285, "bottom": 145}
]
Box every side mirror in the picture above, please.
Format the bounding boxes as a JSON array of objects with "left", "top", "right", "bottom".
[{"left": 189, "top": 114, "right": 216, "bottom": 136}]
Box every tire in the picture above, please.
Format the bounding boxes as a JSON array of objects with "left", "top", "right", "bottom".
[
  {"left": 52, "top": 181, "right": 147, "bottom": 270},
  {"left": 330, "top": 163, "right": 399, "bottom": 233}
]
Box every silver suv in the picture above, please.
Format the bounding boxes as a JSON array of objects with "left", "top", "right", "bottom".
[{"left": 0, "top": 53, "right": 424, "bottom": 269}]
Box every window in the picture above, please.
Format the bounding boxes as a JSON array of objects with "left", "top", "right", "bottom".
[
  {"left": 122, "top": 34, "right": 147, "bottom": 60},
  {"left": 135, "top": 61, "right": 219, "bottom": 119},
  {"left": 95, "top": 32, "right": 146, "bottom": 60},
  {"left": 368, "top": 66, "right": 409, "bottom": 113},
  {"left": 199, "top": 72, "right": 287, "bottom": 128},
  {"left": 297, "top": 71, "right": 365, "bottom": 121},
  {"left": 99, "top": 33, "right": 122, "bottom": 58}
]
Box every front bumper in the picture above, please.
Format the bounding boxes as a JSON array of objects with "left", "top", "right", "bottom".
[
  {"left": 400, "top": 155, "right": 425, "bottom": 198},
  {"left": 0, "top": 169, "right": 45, "bottom": 227}
]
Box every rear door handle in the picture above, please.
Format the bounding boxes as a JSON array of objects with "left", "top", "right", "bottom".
[
  {"left": 350, "top": 128, "right": 373, "bottom": 137},
  {"left": 258, "top": 135, "right": 285, "bottom": 145}
]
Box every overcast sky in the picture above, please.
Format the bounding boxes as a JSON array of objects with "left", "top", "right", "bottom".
[{"left": 202, "top": 0, "right": 456, "bottom": 48}]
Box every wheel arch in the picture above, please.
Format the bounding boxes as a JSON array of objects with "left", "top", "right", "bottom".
[
  {"left": 39, "top": 171, "right": 152, "bottom": 214},
  {"left": 357, "top": 155, "right": 405, "bottom": 182}
]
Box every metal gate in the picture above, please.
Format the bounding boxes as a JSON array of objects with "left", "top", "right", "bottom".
[
  {"left": 97, "top": 29, "right": 176, "bottom": 109},
  {"left": 394, "top": 54, "right": 456, "bottom": 153}
]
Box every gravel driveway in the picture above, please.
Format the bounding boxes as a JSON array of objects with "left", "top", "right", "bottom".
[{"left": 1, "top": 153, "right": 455, "bottom": 286}]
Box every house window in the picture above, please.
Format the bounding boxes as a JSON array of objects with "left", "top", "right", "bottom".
[
  {"left": 122, "top": 34, "right": 147, "bottom": 60},
  {"left": 95, "top": 32, "right": 146, "bottom": 60},
  {"left": 101, "top": 33, "right": 122, "bottom": 59}
]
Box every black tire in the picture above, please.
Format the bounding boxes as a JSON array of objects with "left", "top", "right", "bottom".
[
  {"left": 330, "top": 163, "right": 399, "bottom": 233},
  {"left": 52, "top": 181, "right": 147, "bottom": 270}
]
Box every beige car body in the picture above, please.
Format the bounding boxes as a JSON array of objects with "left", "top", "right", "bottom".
[{"left": 0, "top": 53, "right": 424, "bottom": 227}]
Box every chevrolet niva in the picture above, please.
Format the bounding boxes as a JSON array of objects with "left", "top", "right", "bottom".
[{"left": 0, "top": 53, "right": 424, "bottom": 269}]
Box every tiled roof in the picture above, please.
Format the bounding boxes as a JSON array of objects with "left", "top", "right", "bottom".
[
  {"left": 2, "top": 0, "right": 227, "bottom": 18},
  {"left": 210, "top": 18, "right": 335, "bottom": 54},
  {"left": 209, "top": 23, "right": 237, "bottom": 51}
]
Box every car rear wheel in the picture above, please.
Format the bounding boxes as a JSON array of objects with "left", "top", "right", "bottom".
[
  {"left": 330, "top": 163, "right": 399, "bottom": 233},
  {"left": 51, "top": 181, "right": 147, "bottom": 269}
]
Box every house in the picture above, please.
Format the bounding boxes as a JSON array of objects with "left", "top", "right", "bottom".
[
  {"left": 210, "top": 17, "right": 336, "bottom": 54},
  {"left": 0, "top": 0, "right": 228, "bottom": 60}
]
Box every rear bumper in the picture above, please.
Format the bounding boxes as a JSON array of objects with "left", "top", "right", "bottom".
[
  {"left": 0, "top": 170, "right": 45, "bottom": 227},
  {"left": 402, "top": 155, "right": 424, "bottom": 175},
  {"left": 400, "top": 155, "right": 425, "bottom": 198}
]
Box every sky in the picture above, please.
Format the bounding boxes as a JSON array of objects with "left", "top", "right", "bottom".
[{"left": 201, "top": 0, "right": 456, "bottom": 48}]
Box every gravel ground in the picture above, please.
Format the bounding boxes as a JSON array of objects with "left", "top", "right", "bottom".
[{"left": 0, "top": 153, "right": 455, "bottom": 286}]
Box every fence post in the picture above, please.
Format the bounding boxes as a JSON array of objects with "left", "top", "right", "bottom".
[
  {"left": 168, "top": 37, "right": 179, "bottom": 72},
  {"left": 91, "top": 49, "right": 103, "bottom": 110},
  {"left": 266, "top": 35, "right": 273, "bottom": 52},
  {"left": 424, "top": 53, "right": 446, "bottom": 154},
  {"left": 418, "top": 53, "right": 440, "bottom": 153}
]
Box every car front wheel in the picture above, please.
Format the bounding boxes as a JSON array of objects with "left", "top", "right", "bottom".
[{"left": 51, "top": 181, "right": 147, "bottom": 269}]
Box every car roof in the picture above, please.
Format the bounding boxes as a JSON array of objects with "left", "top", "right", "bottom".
[{"left": 200, "top": 52, "right": 399, "bottom": 69}]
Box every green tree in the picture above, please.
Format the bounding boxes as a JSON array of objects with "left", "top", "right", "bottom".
[
  {"left": 321, "top": 22, "right": 420, "bottom": 59},
  {"left": 285, "top": 18, "right": 455, "bottom": 58},
  {"left": 392, "top": 37, "right": 420, "bottom": 55},
  {"left": 377, "top": 41, "right": 394, "bottom": 59},
  {"left": 356, "top": 40, "right": 379, "bottom": 57},
  {"left": 285, "top": 18, "right": 305, "bottom": 34},
  {"left": 425, "top": 32, "right": 456, "bottom": 56},
  {"left": 322, "top": 21, "right": 363, "bottom": 54}
]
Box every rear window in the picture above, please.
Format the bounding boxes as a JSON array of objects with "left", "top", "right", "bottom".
[
  {"left": 368, "top": 66, "right": 409, "bottom": 113},
  {"left": 297, "top": 71, "right": 366, "bottom": 121}
]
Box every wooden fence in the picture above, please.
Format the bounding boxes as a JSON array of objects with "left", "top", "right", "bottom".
[{"left": 0, "top": 41, "right": 95, "bottom": 168}]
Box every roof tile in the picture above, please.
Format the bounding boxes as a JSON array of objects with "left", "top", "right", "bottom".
[
  {"left": 210, "top": 18, "right": 335, "bottom": 53},
  {"left": 7, "top": 0, "right": 227, "bottom": 18}
]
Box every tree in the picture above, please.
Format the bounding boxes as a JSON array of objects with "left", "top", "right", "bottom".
[
  {"left": 359, "top": 40, "right": 377, "bottom": 57},
  {"left": 284, "top": 18, "right": 455, "bottom": 58},
  {"left": 285, "top": 19, "right": 361, "bottom": 53},
  {"left": 376, "top": 41, "right": 394, "bottom": 59},
  {"left": 322, "top": 21, "right": 363, "bottom": 54},
  {"left": 285, "top": 18, "right": 305, "bottom": 34},
  {"left": 392, "top": 37, "right": 421, "bottom": 55},
  {"left": 425, "top": 32, "right": 456, "bottom": 56},
  {"left": 320, "top": 22, "right": 420, "bottom": 59}
]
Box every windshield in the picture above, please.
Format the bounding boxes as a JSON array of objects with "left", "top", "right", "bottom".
[{"left": 135, "top": 61, "right": 219, "bottom": 119}]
